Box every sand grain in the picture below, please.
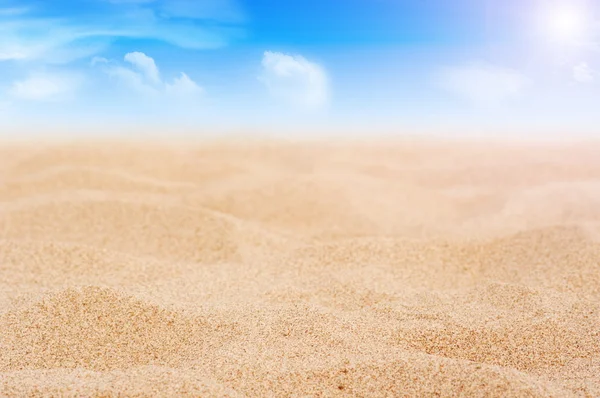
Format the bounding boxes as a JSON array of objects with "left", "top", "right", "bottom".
[{"left": 1, "top": 141, "right": 599, "bottom": 397}]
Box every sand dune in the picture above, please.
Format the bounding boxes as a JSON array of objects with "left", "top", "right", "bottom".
[{"left": 1, "top": 141, "right": 599, "bottom": 397}]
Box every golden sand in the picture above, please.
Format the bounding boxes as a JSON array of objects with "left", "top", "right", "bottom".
[{"left": 1, "top": 140, "right": 599, "bottom": 397}]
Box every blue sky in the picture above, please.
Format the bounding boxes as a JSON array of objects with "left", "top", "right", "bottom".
[{"left": 1, "top": 0, "right": 600, "bottom": 137}]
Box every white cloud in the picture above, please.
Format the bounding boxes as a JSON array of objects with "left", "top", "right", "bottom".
[
  {"left": 166, "top": 72, "right": 203, "bottom": 97},
  {"left": 125, "top": 51, "right": 160, "bottom": 85},
  {"left": 105, "top": 65, "right": 160, "bottom": 96},
  {"left": 259, "top": 51, "right": 330, "bottom": 109},
  {"left": 573, "top": 62, "right": 594, "bottom": 82},
  {"left": 96, "top": 52, "right": 202, "bottom": 99},
  {"left": 9, "top": 73, "right": 82, "bottom": 101},
  {"left": 436, "top": 63, "right": 530, "bottom": 105}
]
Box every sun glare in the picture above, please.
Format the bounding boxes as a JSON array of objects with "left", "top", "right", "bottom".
[{"left": 540, "top": 3, "right": 589, "bottom": 44}]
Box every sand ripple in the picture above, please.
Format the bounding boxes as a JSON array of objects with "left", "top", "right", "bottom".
[{"left": 0, "top": 286, "right": 237, "bottom": 372}]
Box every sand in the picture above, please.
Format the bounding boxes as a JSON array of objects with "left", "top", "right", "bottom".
[{"left": 0, "top": 139, "right": 599, "bottom": 397}]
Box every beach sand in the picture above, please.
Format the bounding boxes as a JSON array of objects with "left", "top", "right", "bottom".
[{"left": 1, "top": 140, "right": 599, "bottom": 397}]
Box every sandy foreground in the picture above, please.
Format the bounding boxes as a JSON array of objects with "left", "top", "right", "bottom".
[{"left": 0, "top": 140, "right": 599, "bottom": 397}]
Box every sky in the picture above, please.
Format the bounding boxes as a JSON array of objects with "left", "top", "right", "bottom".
[{"left": 1, "top": 0, "right": 600, "bottom": 137}]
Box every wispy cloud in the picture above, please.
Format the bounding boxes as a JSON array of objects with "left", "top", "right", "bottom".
[
  {"left": 0, "top": 6, "right": 29, "bottom": 16},
  {"left": 96, "top": 51, "right": 203, "bottom": 99},
  {"left": 436, "top": 62, "right": 530, "bottom": 105},
  {"left": 259, "top": 51, "right": 330, "bottom": 109},
  {"left": 573, "top": 62, "right": 595, "bottom": 83},
  {"left": 0, "top": 0, "right": 245, "bottom": 64},
  {"left": 9, "top": 72, "right": 83, "bottom": 101},
  {"left": 144, "top": 0, "right": 244, "bottom": 22}
]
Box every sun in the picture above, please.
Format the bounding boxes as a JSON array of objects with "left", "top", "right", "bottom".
[{"left": 540, "top": 3, "right": 589, "bottom": 44}]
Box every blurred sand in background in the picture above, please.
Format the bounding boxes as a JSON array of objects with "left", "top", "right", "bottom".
[{"left": 1, "top": 140, "right": 599, "bottom": 397}]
